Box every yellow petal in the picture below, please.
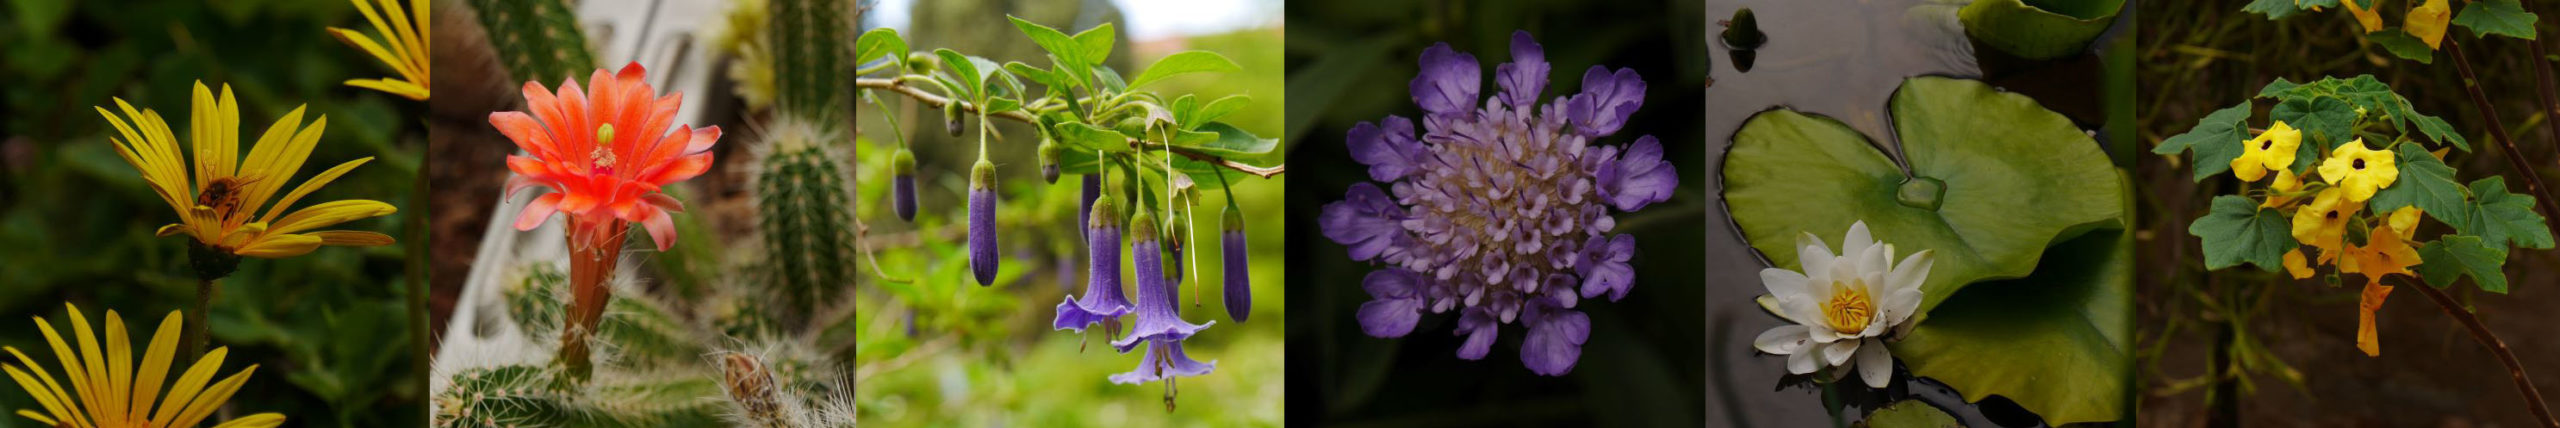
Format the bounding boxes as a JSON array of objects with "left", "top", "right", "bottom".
[
  {"left": 344, "top": 78, "right": 430, "bottom": 101},
  {"left": 155, "top": 224, "right": 192, "bottom": 238},
  {"left": 2356, "top": 281, "right": 2395, "bottom": 357},
  {"left": 2342, "top": 0, "right": 2384, "bottom": 33},
  {"left": 235, "top": 234, "right": 325, "bottom": 259},
  {"left": 100, "top": 311, "right": 129, "bottom": 427},
  {"left": 128, "top": 311, "right": 181, "bottom": 425},
  {"left": 2284, "top": 249, "right": 2314, "bottom": 279},
  {"left": 267, "top": 200, "right": 396, "bottom": 236},
  {"left": 152, "top": 347, "right": 226, "bottom": 425},
  {"left": 233, "top": 106, "right": 311, "bottom": 213},
  {"left": 166, "top": 364, "right": 256, "bottom": 428},
  {"left": 4, "top": 364, "right": 80, "bottom": 428},
  {"left": 211, "top": 413, "right": 288, "bottom": 428},
  {"left": 63, "top": 304, "right": 110, "bottom": 426},
  {"left": 2408, "top": 0, "right": 2451, "bottom": 49},
  {"left": 310, "top": 230, "right": 397, "bottom": 247},
  {"left": 259, "top": 157, "right": 373, "bottom": 224},
  {"left": 13, "top": 409, "right": 58, "bottom": 427}
]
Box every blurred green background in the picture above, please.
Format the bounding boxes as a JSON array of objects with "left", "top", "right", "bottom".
[
  {"left": 0, "top": 0, "right": 426, "bottom": 426},
  {"left": 1283, "top": 0, "right": 1713, "bottom": 426},
  {"left": 849, "top": 0, "right": 1287, "bottom": 426}
]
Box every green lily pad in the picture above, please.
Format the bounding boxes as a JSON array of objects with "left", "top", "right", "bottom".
[
  {"left": 1960, "top": 0, "right": 2126, "bottom": 59},
  {"left": 1862, "top": 400, "right": 1964, "bottom": 428},
  {"left": 1725, "top": 76, "right": 2124, "bottom": 314},
  {"left": 1888, "top": 211, "right": 2132, "bottom": 425}
]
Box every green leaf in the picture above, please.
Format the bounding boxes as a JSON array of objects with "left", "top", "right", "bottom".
[
  {"left": 1051, "top": 122, "right": 1133, "bottom": 153},
  {"left": 2154, "top": 100, "right": 2251, "bottom": 182},
  {"left": 1128, "top": 51, "right": 1243, "bottom": 89},
  {"left": 1193, "top": 95, "right": 1252, "bottom": 127},
  {"left": 1007, "top": 15, "right": 1089, "bottom": 81},
  {"left": 2243, "top": 0, "right": 2309, "bottom": 19},
  {"left": 1861, "top": 400, "right": 1962, "bottom": 428},
  {"left": 933, "top": 49, "right": 987, "bottom": 100},
  {"left": 1074, "top": 23, "right": 1117, "bottom": 64},
  {"left": 1958, "top": 0, "right": 2126, "bottom": 59},
  {"left": 1891, "top": 221, "right": 2132, "bottom": 425},
  {"left": 2256, "top": 75, "right": 2467, "bottom": 150},
  {"left": 2366, "top": 29, "right": 2436, "bottom": 64},
  {"left": 1725, "top": 76, "right": 2124, "bottom": 313},
  {"left": 2367, "top": 143, "right": 2467, "bottom": 221},
  {"left": 854, "top": 28, "right": 906, "bottom": 67},
  {"left": 2416, "top": 235, "right": 2511, "bottom": 293},
  {"left": 2452, "top": 0, "right": 2539, "bottom": 40},
  {"left": 2449, "top": 177, "right": 2555, "bottom": 249},
  {"left": 2188, "top": 195, "right": 2297, "bottom": 272},
  {"left": 2269, "top": 96, "right": 2357, "bottom": 152},
  {"left": 1170, "top": 122, "right": 1281, "bottom": 165},
  {"left": 1003, "top": 61, "right": 1069, "bottom": 90}
]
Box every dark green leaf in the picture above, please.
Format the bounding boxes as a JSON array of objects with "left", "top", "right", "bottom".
[
  {"left": 1171, "top": 122, "right": 1281, "bottom": 165},
  {"left": 2189, "top": 195, "right": 2296, "bottom": 272},
  {"left": 1892, "top": 224, "right": 2132, "bottom": 425},
  {"left": 2450, "top": 177, "right": 2555, "bottom": 249},
  {"left": 2155, "top": 100, "right": 2251, "bottom": 182},
  {"left": 2416, "top": 235, "right": 2511, "bottom": 293},
  {"left": 2366, "top": 29, "right": 2436, "bottom": 64},
  {"left": 2452, "top": 0, "right": 2539, "bottom": 40},
  {"left": 1862, "top": 400, "right": 1961, "bottom": 428},
  {"left": 2243, "top": 0, "right": 2309, "bottom": 19},
  {"left": 2367, "top": 143, "right": 2467, "bottom": 221},
  {"left": 2270, "top": 96, "right": 2357, "bottom": 152}
]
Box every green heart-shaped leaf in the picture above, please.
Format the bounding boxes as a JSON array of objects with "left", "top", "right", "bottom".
[
  {"left": 1959, "top": 0, "right": 2125, "bottom": 59},
  {"left": 2418, "top": 234, "right": 2512, "bottom": 293},
  {"left": 1889, "top": 212, "right": 2132, "bottom": 425},
  {"left": 2448, "top": 177, "right": 2556, "bottom": 250},
  {"left": 1726, "top": 76, "right": 2124, "bottom": 313},
  {"left": 2452, "top": 0, "right": 2539, "bottom": 40}
]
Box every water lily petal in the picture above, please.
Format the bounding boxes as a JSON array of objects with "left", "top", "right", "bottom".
[
  {"left": 1754, "top": 324, "right": 1811, "bottom": 355},
  {"left": 1856, "top": 338, "right": 1894, "bottom": 388}
]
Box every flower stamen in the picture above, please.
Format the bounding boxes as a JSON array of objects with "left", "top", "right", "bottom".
[{"left": 1823, "top": 280, "right": 1875, "bottom": 334}]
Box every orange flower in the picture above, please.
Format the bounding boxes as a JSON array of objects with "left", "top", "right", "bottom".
[
  {"left": 2357, "top": 280, "right": 2393, "bottom": 357},
  {"left": 490, "top": 62, "right": 721, "bottom": 252}
]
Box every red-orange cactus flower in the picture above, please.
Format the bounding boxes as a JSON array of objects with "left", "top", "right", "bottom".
[{"left": 491, "top": 62, "right": 720, "bottom": 252}]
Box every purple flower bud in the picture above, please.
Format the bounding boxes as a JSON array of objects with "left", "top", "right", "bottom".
[
  {"left": 1079, "top": 174, "right": 1101, "bottom": 242},
  {"left": 891, "top": 148, "right": 918, "bottom": 222},
  {"left": 1055, "top": 195, "right": 1130, "bottom": 332},
  {"left": 1112, "top": 212, "right": 1212, "bottom": 352},
  {"left": 1221, "top": 206, "right": 1249, "bottom": 323},
  {"left": 969, "top": 160, "right": 998, "bottom": 286}
]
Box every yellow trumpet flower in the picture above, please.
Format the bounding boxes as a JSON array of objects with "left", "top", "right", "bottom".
[
  {"left": 98, "top": 82, "right": 396, "bottom": 277},
  {"left": 327, "top": 0, "right": 430, "bottom": 100},
  {"left": 2407, "top": 0, "right": 2452, "bottom": 50},
  {"left": 3, "top": 304, "right": 285, "bottom": 428},
  {"left": 2318, "top": 139, "right": 2398, "bottom": 203},
  {"left": 2231, "top": 121, "right": 2301, "bottom": 182},
  {"left": 2341, "top": 0, "right": 2384, "bottom": 34}
]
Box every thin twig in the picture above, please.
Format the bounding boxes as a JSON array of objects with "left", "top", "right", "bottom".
[
  {"left": 2447, "top": 40, "right": 2560, "bottom": 227},
  {"left": 853, "top": 77, "right": 1286, "bottom": 178},
  {"left": 2402, "top": 279, "right": 2560, "bottom": 428}
]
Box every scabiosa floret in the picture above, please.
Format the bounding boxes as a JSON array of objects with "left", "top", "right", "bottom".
[
  {"left": 968, "top": 159, "right": 998, "bottom": 286},
  {"left": 891, "top": 148, "right": 918, "bottom": 222},
  {"left": 1222, "top": 205, "right": 1250, "bottom": 323},
  {"left": 1055, "top": 193, "right": 1131, "bottom": 334},
  {"left": 1320, "top": 30, "right": 1676, "bottom": 376},
  {"left": 1113, "top": 212, "right": 1213, "bottom": 352}
]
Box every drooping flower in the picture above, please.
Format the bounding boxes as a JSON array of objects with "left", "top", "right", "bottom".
[
  {"left": 1222, "top": 205, "right": 1251, "bottom": 323},
  {"left": 2318, "top": 139, "right": 2397, "bottom": 202},
  {"left": 2292, "top": 187, "right": 2364, "bottom": 264},
  {"left": 1321, "top": 30, "right": 1675, "bottom": 375},
  {"left": 891, "top": 148, "right": 918, "bottom": 222},
  {"left": 100, "top": 82, "right": 398, "bottom": 280},
  {"left": 1079, "top": 174, "right": 1101, "bottom": 240},
  {"left": 3, "top": 304, "right": 286, "bottom": 428},
  {"left": 1107, "top": 339, "right": 1216, "bottom": 412},
  {"left": 2283, "top": 248, "right": 2316, "bottom": 279},
  {"left": 1752, "top": 221, "right": 1934, "bottom": 388},
  {"left": 2354, "top": 223, "right": 2421, "bottom": 283},
  {"left": 327, "top": 0, "right": 429, "bottom": 100},
  {"left": 2230, "top": 121, "right": 2299, "bottom": 182},
  {"left": 2341, "top": 0, "right": 2384, "bottom": 34},
  {"left": 968, "top": 159, "right": 999, "bottom": 286},
  {"left": 493, "top": 62, "right": 720, "bottom": 252},
  {"left": 2407, "top": 0, "right": 2452, "bottom": 49},
  {"left": 1113, "top": 212, "right": 1213, "bottom": 352},
  {"left": 2357, "top": 280, "right": 2395, "bottom": 356},
  {"left": 1055, "top": 193, "right": 1131, "bottom": 334}
]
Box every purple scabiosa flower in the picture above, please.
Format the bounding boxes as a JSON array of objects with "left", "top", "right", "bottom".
[
  {"left": 1221, "top": 206, "right": 1250, "bottom": 323},
  {"left": 1055, "top": 194, "right": 1131, "bottom": 335},
  {"left": 1319, "top": 30, "right": 1677, "bottom": 376},
  {"left": 968, "top": 159, "right": 998, "bottom": 286},
  {"left": 891, "top": 148, "right": 918, "bottom": 222},
  {"left": 1112, "top": 212, "right": 1214, "bottom": 352}
]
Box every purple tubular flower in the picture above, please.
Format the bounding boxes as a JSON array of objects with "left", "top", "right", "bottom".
[
  {"left": 969, "top": 160, "right": 998, "bottom": 286},
  {"left": 1055, "top": 195, "right": 1130, "bottom": 332},
  {"left": 1320, "top": 31, "right": 1674, "bottom": 376},
  {"left": 892, "top": 148, "right": 918, "bottom": 222},
  {"left": 1079, "top": 174, "right": 1101, "bottom": 241},
  {"left": 1108, "top": 339, "right": 1216, "bottom": 385},
  {"left": 1113, "top": 213, "right": 1213, "bottom": 352},
  {"left": 1221, "top": 206, "right": 1250, "bottom": 323}
]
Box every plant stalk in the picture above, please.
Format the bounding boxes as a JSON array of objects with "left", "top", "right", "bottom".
[
  {"left": 2404, "top": 279, "right": 2560, "bottom": 428},
  {"left": 2447, "top": 40, "right": 2560, "bottom": 228},
  {"left": 852, "top": 77, "right": 1286, "bottom": 178},
  {"left": 556, "top": 216, "right": 629, "bottom": 383},
  {"left": 186, "top": 278, "right": 214, "bottom": 366}
]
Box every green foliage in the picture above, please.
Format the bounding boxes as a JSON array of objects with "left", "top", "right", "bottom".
[
  {"left": 1862, "top": 400, "right": 1962, "bottom": 428},
  {"left": 1957, "top": 0, "right": 2124, "bottom": 59},
  {"left": 469, "top": 0, "right": 596, "bottom": 84},
  {"left": 1890, "top": 179, "right": 2134, "bottom": 425},
  {"left": 2189, "top": 195, "right": 2298, "bottom": 272},
  {"left": 2451, "top": 0, "right": 2540, "bottom": 40},
  {"left": 753, "top": 128, "right": 860, "bottom": 328},
  {"left": 2448, "top": 177, "right": 2556, "bottom": 250},
  {"left": 2416, "top": 234, "right": 2512, "bottom": 292},
  {"left": 2366, "top": 30, "right": 2437, "bottom": 63},
  {"left": 2257, "top": 76, "right": 2467, "bottom": 151},
  {"left": 2366, "top": 143, "right": 2465, "bottom": 219}
]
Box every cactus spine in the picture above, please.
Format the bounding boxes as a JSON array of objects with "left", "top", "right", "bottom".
[
  {"left": 754, "top": 125, "right": 858, "bottom": 328},
  {"left": 467, "top": 0, "right": 596, "bottom": 84},
  {"left": 770, "top": 0, "right": 851, "bottom": 125}
]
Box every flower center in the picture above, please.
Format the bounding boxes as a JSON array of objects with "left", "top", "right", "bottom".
[
  {"left": 2327, "top": 209, "right": 2340, "bottom": 220},
  {"left": 2260, "top": 140, "right": 2272, "bottom": 150},
  {"left": 197, "top": 177, "right": 249, "bottom": 220},
  {"left": 2353, "top": 158, "right": 2365, "bottom": 170},
  {"left": 1822, "top": 279, "right": 1875, "bottom": 334}
]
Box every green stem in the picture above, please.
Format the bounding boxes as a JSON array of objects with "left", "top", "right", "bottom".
[
  {"left": 187, "top": 278, "right": 214, "bottom": 366},
  {"left": 852, "top": 77, "right": 1285, "bottom": 178}
]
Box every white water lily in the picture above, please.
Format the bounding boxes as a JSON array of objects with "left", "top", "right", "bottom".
[{"left": 1752, "top": 220, "right": 1933, "bottom": 388}]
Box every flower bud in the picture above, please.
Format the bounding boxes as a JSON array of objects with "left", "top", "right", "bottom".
[
  {"left": 968, "top": 159, "right": 999, "bottom": 286},
  {"left": 891, "top": 148, "right": 918, "bottom": 222},
  {"left": 1038, "top": 140, "right": 1063, "bottom": 184},
  {"left": 1079, "top": 174, "right": 1101, "bottom": 242},
  {"left": 944, "top": 102, "right": 965, "bottom": 137},
  {"left": 1221, "top": 206, "right": 1249, "bottom": 323},
  {"left": 905, "top": 51, "right": 937, "bottom": 74}
]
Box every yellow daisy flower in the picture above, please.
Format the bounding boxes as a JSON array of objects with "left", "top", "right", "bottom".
[
  {"left": 2341, "top": 0, "right": 2384, "bottom": 33},
  {"left": 3, "top": 304, "right": 285, "bottom": 428},
  {"left": 2292, "top": 187, "right": 2363, "bottom": 265},
  {"left": 98, "top": 82, "right": 397, "bottom": 278},
  {"left": 2230, "top": 121, "right": 2301, "bottom": 182},
  {"left": 327, "top": 0, "right": 430, "bottom": 100},
  {"left": 2407, "top": 0, "right": 2451, "bottom": 50},
  {"left": 2317, "top": 139, "right": 2398, "bottom": 203}
]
